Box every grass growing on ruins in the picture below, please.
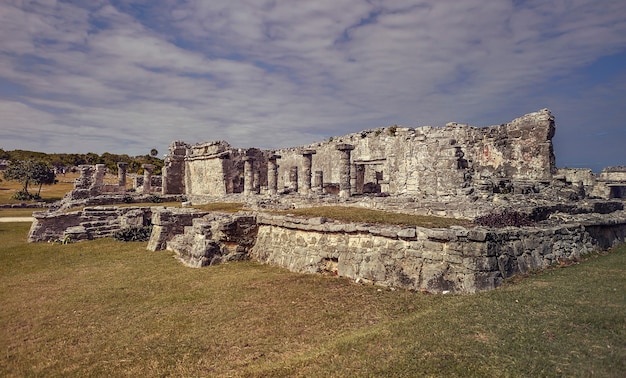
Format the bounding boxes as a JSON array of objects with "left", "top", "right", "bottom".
[
  {"left": 278, "top": 205, "right": 470, "bottom": 228},
  {"left": 1, "top": 222, "right": 624, "bottom": 377},
  {"left": 193, "top": 202, "right": 246, "bottom": 212}
]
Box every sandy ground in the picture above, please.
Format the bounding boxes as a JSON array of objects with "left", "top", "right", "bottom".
[{"left": 0, "top": 217, "right": 34, "bottom": 222}]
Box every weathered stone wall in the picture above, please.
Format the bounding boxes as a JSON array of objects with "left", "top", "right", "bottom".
[
  {"left": 557, "top": 168, "right": 595, "bottom": 187},
  {"left": 162, "top": 141, "right": 188, "bottom": 195},
  {"left": 184, "top": 141, "right": 251, "bottom": 196},
  {"left": 269, "top": 109, "right": 556, "bottom": 197},
  {"left": 165, "top": 109, "right": 557, "bottom": 199},
  {"left": 184, "top": 141, "right": 271, "bottom": 196},
  {"left": 28, "top": 206, "right": 153, "bottom": 243},
  {"left": 166, "top": 213, "right": 258, "bottom": 267},
  {"left": 147, "top": 208, "right": 210, "bottom": 251},
  {"left": 249, "top": 211, "right": 626, "bottom": 293},
  {"left": 133, "top": 176, "right": 163, "bottom": 192},
  {"left": 600, "top": 166, "right": 626, "bottom": 181}
]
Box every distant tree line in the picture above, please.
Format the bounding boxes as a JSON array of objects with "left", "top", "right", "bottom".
[{"left": 0, "top": 148, "right": 164, "bottom": 175}]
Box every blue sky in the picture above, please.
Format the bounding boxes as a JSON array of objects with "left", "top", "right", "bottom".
[{"left": 1, "top": 0, "right": 625, "bottom": 172}]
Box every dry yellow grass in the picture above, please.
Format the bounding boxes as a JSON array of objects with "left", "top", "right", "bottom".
[{"left": 1, "top": 222, "right": 624, "bottom": 377}]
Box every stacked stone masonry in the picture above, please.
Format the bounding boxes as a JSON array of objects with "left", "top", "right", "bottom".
[
  {"left": 28, "top": 206, "right": 153, "bottom": 243},
  {"left": 179, "top": 109, "right": 558, "bottom": 199},
  {"left": 142, "top": 207, "right": 626, "bottom": 293}
]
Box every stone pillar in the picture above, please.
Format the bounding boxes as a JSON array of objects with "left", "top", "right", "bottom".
[
  {"left": 300, "top": 150, "right": 316, "bottom": 195},
  {"left": 94, "top": 164, "right": 106, "bottom": 188},
  {"left": 117, "top": 162, "right": 128, "bottom": 191},
  {"left": 75, "top": 165, "right": 94, "bottom": 189},
  {"left": 267, "top": 154, "right": 281, "bottom": 195},
  {"left": 253, "top": 170, "right": 260, "bottom": 194},
  {"left": 243, "top": 156, "right": 254, "bottom": 196},
  {"left": 350, "top": 163, "right": 358, "bottom": 195},
  {"left": 336, "top": 144, "right": 355, "bottom": 198},
  {"left": 314, "top": 170, "right": 323, "bottom": 193},
  {"left": 289, "top": 166, "right": 298, "bottom": 192},
  {"left": 162, "top": 141, "right": 188, "bottom": 195},
  {"left": 142, "top": 164, "right": 155, "bottom": 194}
]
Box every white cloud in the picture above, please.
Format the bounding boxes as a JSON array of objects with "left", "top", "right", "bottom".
[{"left": 0, "top": 0, "right": 625, "bottom": 169}]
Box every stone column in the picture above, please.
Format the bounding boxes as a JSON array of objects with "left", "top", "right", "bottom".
[
  {"left": 117, "top": 162, "right": 128, "bottom": 191},
  {"left": 314, "top": 170, "right": 324, "bottom": 193},
  {"left": 75, "top": 165, "right": 94, "bottom": 189},
  {"left": 300, "top": 150, "right": 316, "bottom": 195},
  {"left": 94, "top": 164, "right": 106, "bottom": 187},
  {"left": 289, "top": 166, "right": 298, "bottom": 192},
  {"left": 243, "top": 156, "right": 254, "bottom": 196},
  {"left": 142, "top": 164, "right": 155, "bottom": 194},
  {"left": 336, "top": 144, "right": 355, "bottom": 198},
  {"left": 253, "top": 170, "right": 260, "bottom": 194},
  {"left": 350, "top": 163, "right": 358, "bottom": 195},
  {"left": 267, "top": 154, "right": 281, "bottom": 195}
]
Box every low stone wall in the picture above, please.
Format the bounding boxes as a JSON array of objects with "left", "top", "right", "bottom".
[
  {"left": 27, "top": 203, "right": 626, "bottom": 294},
  {"left": 28, "top": 206, "right": 153, "bottom": 243},
  {"left": 249, "top": 211, "right": 626, "bottom": 293}
]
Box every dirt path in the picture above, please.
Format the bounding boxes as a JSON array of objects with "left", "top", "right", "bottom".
[{"left": 0, "top": 217, "right": 34, "bottom": 222}]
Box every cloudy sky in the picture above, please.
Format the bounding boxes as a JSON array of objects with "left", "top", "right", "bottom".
[{"left": 1, "top": 0, "right": 625, "bottom": 171}]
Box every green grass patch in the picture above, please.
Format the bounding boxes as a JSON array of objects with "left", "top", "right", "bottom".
[
  {"left": 277, "top": 205, "right": 470, "bottom": 228},
  {"left": 1, "top": 222, "right": 623, "bottom": 376}
]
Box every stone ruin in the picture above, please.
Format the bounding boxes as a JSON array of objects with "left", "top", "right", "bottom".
[
  {"left": 161, "top": 109, "right": 624, "bottom": 209},
  {"left": 28, "top": 109, "right": 626, "bottom": 293}
]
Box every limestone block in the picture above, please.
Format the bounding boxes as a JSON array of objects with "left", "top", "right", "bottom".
[
  {"left": 467, "top": 229, "right": 488, "bottom": 242},
  {"left": 425, "top": 229, "right": 457, "bottom": 241},
  {"left": 462, "top": 272, "right": 502, "bottom": 293},
  {"left": 63, "top": 225, "right": 90, "bottom": 241},
  {"left": 463, "top": 256, "right": 498, "bottom": 271},
  {"left": 420, "top": 262, "right": 458, "bottom": 292},
  {"left": 397, "top": 227, "right": 417, "bottom": 239}
]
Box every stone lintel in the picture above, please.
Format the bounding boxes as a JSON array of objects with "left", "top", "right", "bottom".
[
  {"left": 300, "top": 149, "right": 317, "bottom": 156},
  {"left": 336, "top": 144, "right": 355, "bottom": 151}
]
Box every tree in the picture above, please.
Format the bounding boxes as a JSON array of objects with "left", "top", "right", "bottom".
[{"left": 3, "top": 160, "right": 56, "bottom": 199}]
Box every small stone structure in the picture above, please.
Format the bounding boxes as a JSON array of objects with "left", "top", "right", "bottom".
[{"left": 28, "top": 206, "right": 153, "bottom": 243}]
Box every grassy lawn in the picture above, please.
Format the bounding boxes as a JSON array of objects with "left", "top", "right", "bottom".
[{"left": 1, "top": 222, "right": 624, "bottom": 377}]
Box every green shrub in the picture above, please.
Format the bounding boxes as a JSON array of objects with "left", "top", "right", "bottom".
[
  {"left": 113, "top": 226, "right": 152, "bottom": 242},
  {"left": 11, "top": 190, "right": 31, "bottom": 201},
  {"left": 148, "top": 195, "right": 162, "bottom": 203},
  {"left": 474, "top": 210, "right": 534, "bottom": 228}
]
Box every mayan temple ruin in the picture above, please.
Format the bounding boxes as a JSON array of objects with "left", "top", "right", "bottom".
[{"left": 28, "top": 109, "right": 626, "bottom": 293}]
